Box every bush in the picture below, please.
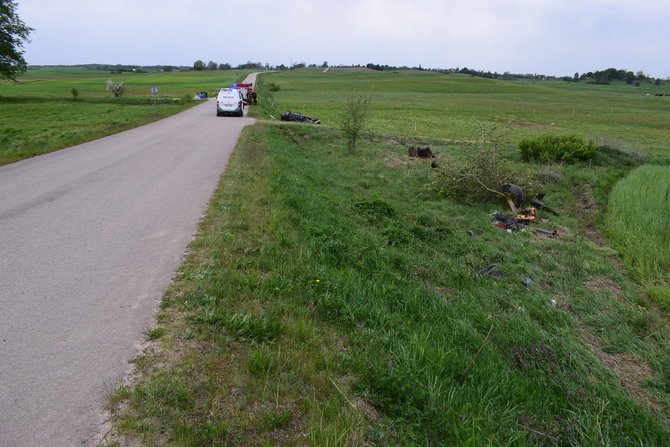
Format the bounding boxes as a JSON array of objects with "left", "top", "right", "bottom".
[
  {"left": 519, "top": 134, "right": 597, "bottom": 163},
  {"left": 267, "top": 82, "right": 281, "bottom": 92},
  {"left": 426, "top": 122, "right": 538, "bottom": 204},
  {"left": 105, "top": 80, "right": 125, "bottom": 97},
  {"left": 339, "top": 92, "right": 370, "bottom": 153}
]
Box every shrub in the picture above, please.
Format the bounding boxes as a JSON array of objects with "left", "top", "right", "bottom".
[
  {"left": 519, "top": 134, "right": 597, "bottom": 163},
  {"left": 267, "top": 82, "right": 281, "bottom": 92},
  {"left": 105, "top": 80, "right": 125, "bottom": 97},
  {"left": 425, "top": 122, "right": 538, "bottom": 204},
  {"left": 70, "top": 88, "right": 79, "bottom": 101}
]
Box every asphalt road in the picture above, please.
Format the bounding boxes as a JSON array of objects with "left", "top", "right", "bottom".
[{"left": 0, "top": 74, "right": 256, "bottom": 446}]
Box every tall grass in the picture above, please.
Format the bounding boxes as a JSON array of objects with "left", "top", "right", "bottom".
[{"left": 606, "top": 165, "right": 670, "bottom": 309}]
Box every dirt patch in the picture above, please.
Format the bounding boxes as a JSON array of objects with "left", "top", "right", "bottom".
[
  {"left": 585, "top": 276, "right": 623, "bottom": 299},
  {"left": 598, "top": 351, "right": 663, "bottom": 411},
  {"left": 581, "top": 329, "right": 665, "bottom": 412},
  {"left": 572, "top": 183, "right": 607, "bottom": 246}
]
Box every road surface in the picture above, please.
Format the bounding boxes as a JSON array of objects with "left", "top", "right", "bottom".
[{"left": 0, "top": 74, "right": 257, "bottom": 446}]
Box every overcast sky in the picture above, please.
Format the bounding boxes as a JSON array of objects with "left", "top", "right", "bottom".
[{"left": 16, "top": 0, "right": 670, "bottom": 78}]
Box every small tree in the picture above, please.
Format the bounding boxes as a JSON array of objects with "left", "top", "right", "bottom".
[
  {"left": 105, "top": 80, "right": 125, "bottom": 97},
  {"left": 338, "top": 92, "right": 370, "bottom": 153},
  {"left": 193, "top": 60, "right": 205, "bottom": 70},
  {"left": 70, "top": 87, "right": 79, "bottom": 101}
]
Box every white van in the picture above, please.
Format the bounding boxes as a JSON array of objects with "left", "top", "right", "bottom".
[{"left": 216, "top": 88, "right": 244, "bottom": 117}]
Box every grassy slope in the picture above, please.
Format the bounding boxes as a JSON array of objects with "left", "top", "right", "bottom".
[
  {"left": 103, "top": 79, "right": 670, "bottom": 445},
  {"left": 0, "top": 69, "right": 253, "bottom": 165}
]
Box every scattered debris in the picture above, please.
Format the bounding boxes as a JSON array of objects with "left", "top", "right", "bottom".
[
  {"left": 522, "top": 275, "right": 534, "bottom": 286},
  {"left": 530, "top": 193, "right": 559, "bottom": 216},
  {"left": 476, "top": 263, "right": 506, "bottom": 277},
  {"left": 431, "top": 160, "right": 439, "bottom": 169},
  {"left": 491, "top": 211, "right": 557, "bottom": 237},
  {"left": 466, "top": 230, "right": 475, "bottom": 238},
  {"left": 280, "top": 110, "right": 321, "bottom": 124},
  {"left": 501, "top": 184, "right": 525, "bottom": 209},
  {"left": 408, "top": 146, "right": 435, "bottom": 158},
  {"left": 475, "top": 263, "right": 500, "bottom": 276}
]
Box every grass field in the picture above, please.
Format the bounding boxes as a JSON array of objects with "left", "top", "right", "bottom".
[
  {"left": 254, "top": 69, "right": 670, "bottom": 155},
  {"left": 0, "top": 68, "right": 253, "bottom": 164},
  {"left": 3, "top": 67, "right": 668, "bottom": 445}
]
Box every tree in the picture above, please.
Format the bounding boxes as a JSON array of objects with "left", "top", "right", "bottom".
[
  {"left": 0, "top": 0, "right": 34, "bottom": 81},
  {"left": 193, "top": 60, "right": 205, "bottom": 70},
  {"left": 206, "top": 60, "right": 217, "bottom": 70},
  {"left": 106, "top": 80, "right": 125, "bottom": 97},
  {"left": 338, "top": 92, "right": 370, "bottom": 153}
]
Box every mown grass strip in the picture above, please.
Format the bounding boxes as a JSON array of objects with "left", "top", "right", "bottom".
[{"left": 104, "top": 123, "right": 669, "bottom": 447}]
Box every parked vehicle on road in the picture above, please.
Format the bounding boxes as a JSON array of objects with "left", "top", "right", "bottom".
[{"left": 216, "top": 88, "right": 244, "bottom": 117}]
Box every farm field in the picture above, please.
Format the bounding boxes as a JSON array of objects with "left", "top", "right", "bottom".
[
  {"left": 254, "top": 68, "right": 670, "bottom": 155},
  {"left": 0, "top": 68, "right": 253, "bottom": 164},
  {"left": 102, "top": 69, "right": 670, "bottom": 446}
]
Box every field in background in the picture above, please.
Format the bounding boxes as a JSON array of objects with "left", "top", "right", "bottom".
[
  {"left": 0, "top": 68, "right": 253, "bottom": 164},
  {"left": 255, "top": 68, "right": 670, "bottom": 154}
]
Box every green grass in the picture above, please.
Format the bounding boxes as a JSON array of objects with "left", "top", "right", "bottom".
[
  {"left": 0, "top": 68, "right": 254, "bottom": 164},
  {"left": 5, "top": 67, "right": 666, "bottom": 445},
  {"left": 253, "top": 70, "right": 670, "bottom": 155},
  {"left": 102, "top": 121, "right": 670, "bottom": 446},
  {"left": 606, "top": 165, "right": 670, "bottom": 311}
]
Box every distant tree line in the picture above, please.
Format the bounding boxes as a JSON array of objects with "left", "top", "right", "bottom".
[
  {"left": 26, "top": 60, "right": 668, "bottom": 86},
  {"left": 443, "top": 66, "right": 667, "bottom": 86}
]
